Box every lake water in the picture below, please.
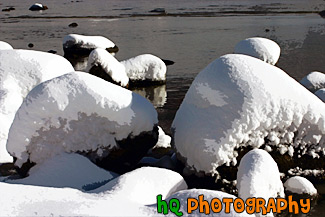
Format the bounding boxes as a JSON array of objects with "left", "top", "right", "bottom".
[{"left": 1, "top": 0, "right": 325, "bottom": 216}]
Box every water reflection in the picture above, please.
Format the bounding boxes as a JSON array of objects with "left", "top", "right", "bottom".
[{"left": 131, "top": 85, "right": 167, "bottom": 108}]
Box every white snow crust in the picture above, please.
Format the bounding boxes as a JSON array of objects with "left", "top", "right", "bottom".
[
  {"left": 237, "top": 149, "right": 284, "bottom": 200},
  {"left": 153, "top": 126, "right": 171, "bottom": 149},
  {"left": 172, "top": 54, "right": 325, "bottom": 176},
  {"left": 315, "top": 88, "right": 325, "bottom": 102},
  {"left": 86, "top": 48, "right": 129, "bottom": 87},
  {"left": 284, "top": 176, "right": 317, "bottom": 195},
  {"left": 90, "top": 167, "right": 187, "bottom": 205},
  {"left": 0, "top": 49, "right": 74, "bottom": 163},
  {"left": 7, "top": 153, "right": 118, "bottom": 191},
  {"left": 0, "top": 41, "right": 13, "bottom": 50},
  {"left": 300, "top": 71, "right": 325, "bottom": 93},
  {"left": 145, "top": 189, "right": 251, "bottom": 217},
  {"left": 121, "top": 54, "right": 167, "bottom": 82},
  {"left": 63, "top": 34, "right": 116, "bottom": 50},
  {"left": 7, "top": 71, "right": 158, "bottom": 167},
  {"left": 234, "top": 37, "right": 281, "bottom": 65}
]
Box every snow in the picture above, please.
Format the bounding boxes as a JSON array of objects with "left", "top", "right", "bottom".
[
  {"left": 0, "top": 41, "right": 13, "bottom": 50},
  {"left": 237, "top": 149, "right": 284, "bottom": 200},
  {"left": 284, "top": 176, "right": 317, "bottom": 195},
  {"left": 63, "top": 34, "right": 116, "bottom": 50},
  {"left": 145, "top": 189, "right": 251, "bottom": 217},
  {"left": 6, "top": 153, "right": 118, "bottom": 191},
  {"left": 172, "top": 54, "right": 325, "bottom": 176},
  {"left": 0, "top": 167, "right": 187, "bottom": 216},
  {"left": 121, "top": 54, "right": 167, "bottom": 82},
  {"left": 90, "top": 167, "right": 187, "bottom": 205},
  {"left": 0, "top": 49, "right": 74, "bottom": 163},
  {"left": 153, "top": 126, "right": 171, "bottom": 149},
  {"left": 315, "top": 88, "right": 325, "bottom": 102},
  {"left": 234, "top": 37, "right": 281, "bottom": 65},
  {"left": 6, "top": 71, "right": 158, "bottom": 167},
  {"left": 300, "top": 71, "right": 325, "bottom": 93},
  {"left": 86, "top": 48, "right": 129, "bottom": 87}
]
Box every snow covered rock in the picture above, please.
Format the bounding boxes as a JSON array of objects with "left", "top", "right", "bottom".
[
  {"left": 172, "top": 54, "right": 325, "bottom": 178},
  {"left": 86, "top": 48, "right": 129, "bottom": 87},
  {"left": 0, "top": 49, "right": 74, "bottom": 163},
  {"left": 300, "top": 71, "right": 325, "bottom": 93},
  {"left": 237, "top": 149, "right": 284, "bottom": 200},
  {"left": 315, "top": 88, "right": 325, "bottom": 102},
  {"left": 7, "top": 71, "right": 158, "bottom": 172},
  {"left": 91, "top": 167, "right": 187, "bottom": 205},
  {"left": 121, "top": 54, "right": 167, "bottom": 86},
  {"left": 29, "top": 3, "right": 48, "bottom": 11},
  {"left": 7, "top": 153, "right": 118, "bottom": 191},
  {"left": 234, "top": 37, "right": 281, "bottom": 65},
  {"left": 0, "top": 41, "right": 13, "bottom": 50},
  {"left": 153, "top": 126, "right": 171, "bottom": 149},
  {"left": 145, "top": 189, "right": 251, "bottom": 217},
  {"left": 63, "top": 34, "right": 118, "bottom": 56},
  {"left": 284, "top": 176, "right": 317, "bottom": 196}
]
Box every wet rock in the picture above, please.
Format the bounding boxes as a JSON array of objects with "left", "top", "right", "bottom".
[
  {"left": 161, "top": 59, "right": 175, "bottom": 65},
  {"left": 150, "top": 8, "right": 166, "bottom": 13},
  {"left": 28, "top": 43, "right": 34, "bottom": 48},
  {"left": 47, "top": 49, "right": 57, "bottom": 54},
  {"left": 29, "top": 3, "right": 48, "bottom": 11},
  {"left": 68, "top": 22, "right": 78, "bottom": 28},
  {"left": 319, "top": 10, "right": 325, "bottom": 18}
]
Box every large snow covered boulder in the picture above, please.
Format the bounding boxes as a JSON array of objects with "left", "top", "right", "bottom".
[
  {"left": 63, "top": 34, "right": 118, "bottom": 56},
  {"left": 237, "top": 149, "right": 284, "bottom": 200},
  {"left": 0, "top": 49, "right": 74, "bottom": 163},
  {"left": 284, "top": 176, "right": 317, "bottom": 196},
  {"left": 300, "top": 71, "right": 325, "bottom": 93},
  {"left": 86, "top": 48, "right": 129, "bottom": 87},
  {"left": 6, "top": 71, "right": 158, "bottom": 173},
  {"left": 172, "top": 54, "right": 325, "bottom": 178},
  {"left": 121, "top": 54, "right": 167, "bottom": 86},
  {"left": 315, "top": 88, "right": 325, "bottom": 102},
  {"left": 91, "top": 167, "right": 187, "bottom": 205},
  {"left": 7, "top": 153, "right": 118, "bottom": 191},
  {"left": 234, "top": 37, "right": 281, "bottom": 65},
  {"left": 0, "top": 41, "right": 13, "bottom": 50}
]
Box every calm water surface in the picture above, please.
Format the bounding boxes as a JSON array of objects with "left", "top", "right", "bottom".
[{"left": 1, "top": 1, "right": 325, "bottom": 216}]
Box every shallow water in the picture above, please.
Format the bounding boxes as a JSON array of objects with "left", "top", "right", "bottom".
[{"left": 1, "top": 0, "right": 325, "bottom": 216}]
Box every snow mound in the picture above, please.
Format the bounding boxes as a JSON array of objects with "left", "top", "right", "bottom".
[
  {"left": 153, "top": 126, "right": 171, "bottom": 149},
  {"left": 86, "top": 48, "right": 129, "bottom": 87},
  {"left": 172, "top": 54, "right": 325, "bottom": 176},
  {"left": 7, "top": 71, "right": 158, "bottom": 167},
  {"left": 121, "top": 54, "right": 167, "bottom": 84},
  {"left": 234, "top": 37, "right": 281, "bottom": 65},
  {"left": 63, "top": 34, "right": 117, "bottom": 54},
  {"left": 90, "top": 167, "right": 187, "bottom": 205},
  {"left": 237, "top": 149, "right": 284, "bottom": 201},
  {"left": 0, "top": 49, "right": 74, "bottom": 163},
  {"left": 300, "top": 71, "right": 325, "bottom": 93},
  {"left": 284, "top": 176, "right": 317, "bottom": 195},
  {"left": 145, "top": 189, "right": 251, "bottom": 217},
  {"left": 7, "top": 153, "right": 118, "bottom": 191},
  {"left": 315, "top": 88, "right": 325, "bottom": 102},
  {"left": 0, "top": 41, "right": 13, "bottom": 50}
]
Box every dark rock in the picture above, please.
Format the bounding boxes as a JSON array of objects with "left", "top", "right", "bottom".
[
  {"left": 0, "top": 163, "right": 18, "bottom": 177},
  {"left": 129, "top": 79, "right": 166, "bottom": 88},
  {"left": 63, "top": 45, "right": 119, "bottom": 57},
  {"left": 29, "top": 4, "right": 48, "bottom": 11},
  {"left": 319, "top": 10, "right": 325, "bottom": 18},
  {"left": 28, "top": 43, "right": 34, "bottom": 48},
  {"left": 47, "top": 50, "right": 57, "bottom": 54},
  {"left": 150, "top": 8, "right": 166, "bottom": 13},
  {"left": 68, "top": 22, "right": 78, "bottom": 28},
  {"left": 8, "top": 7, "right": 15, "bottom": 10},
  {"left": 265, "top": 28, "right": 270, "bottom": 32},
  {"left": 161, "top": 59, "right": 175, "bottom": 66},
  {"left": 2, "top": 8, "right": 10, "bottom": 12}
]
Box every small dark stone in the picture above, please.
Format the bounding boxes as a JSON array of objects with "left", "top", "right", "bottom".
[
  {"left": 150, "top": 8, "right": 166, "bottom": 13},
  {"left": 29, "top": 4, "right": 48, "bottom": 11},
  {"left": 161, "top": 59, "right": 175, "bottom": 66},
  {"left": 68, "top": 22, "right": 78, "bottom": 28},
  {"left": 28, "top": 43, "right": 34, "bottom": 48},
  {"left": 9, "top": 7, "right": 15, "bottom": 10},
  {"left": 48, "top": 50, "right": 57, "bottom": 54},
  {"left": 265, "top": 28, "right": 270, "bottom": 32},
  {"left": 319, "top": 10, "right": 325, "bottom": 18},
  {"left": 2, "top": 8, "right": 10, "bottom": 12}
]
